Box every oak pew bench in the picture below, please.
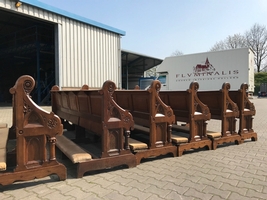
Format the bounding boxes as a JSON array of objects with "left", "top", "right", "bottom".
[
  {"left": 229, "top": 83, "right": 257, "bottom": 142},
  {"left": 0, "top": 75, "right": 66, "bottom": 186},
  {"left": 113, "top": 80, "right": 177, "bottom": 164},
  {"left": 51, "top": 80, "right": 137, "bottom": 178},
  {"left": 197, "top": 82, "right": 242, "bottom": 150},
  {"left": 159, "top": 82, "right": 212, "bottom": 156}
]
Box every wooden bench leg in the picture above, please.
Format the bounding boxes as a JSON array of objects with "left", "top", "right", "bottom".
[
  {"left": 235, "top": 139, "right": 241, "bottom": 145},
  {"left": 134, "top": 153, "right": 143, "bottom": 165},
  {"left": 252, "top": 135, "right": 258, "bottom": 141},
  {"left": 212, "top": 141, "right": 218, "bottom": 150},
  {"left": 177, "top": 148, "right": 184, "bottom": 157}
]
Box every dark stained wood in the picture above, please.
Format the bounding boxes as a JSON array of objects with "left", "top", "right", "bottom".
[
  {"left": 159, "top": 82, "right": 212, "bottom": 156},
  {"left": 113, "top": 80, "right": 177, "bottom": 164},
  {"left": 229, "top": 83, "right": 257, "bottom": 142},
  {"left": 198, "top": 82, "right": 242, "bottom": 149},
  {"left": 51, "top": 80, "right": 137, "bottom": 177},
  {"left": 0, "top": 75, "right": 66, "bottom": 186}
]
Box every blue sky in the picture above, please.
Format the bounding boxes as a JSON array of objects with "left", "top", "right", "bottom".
[{"left": 39, "top": 0, "right": 267, "bottom": 59}]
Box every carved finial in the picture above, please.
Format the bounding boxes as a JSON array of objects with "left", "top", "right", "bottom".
[
  {"left": 9, "top": 75, "right": 35, "bottom": 95},
  {"left": 222, "top": 82, "right": 231, "bottom": 90},
  {"left": 150, "top": 80, "right": 161, "bottom": 92},
  {"left": 240, "top": 83, "right": 248, "bottom": 91},
  {"left": 81, "top": 84, "right": 89, "bottom": 90},
  {"left": 101, "top": 80, "right": 117, "bottom": 95},
  {"left": 190, "top": 81, "right": 199, "bottom": 91},
  {"left": 51, "top": 85, "right": 60, "bottom": 91},
  {"left": 134, "top": 85, "right": 140, "bottom": 90}
]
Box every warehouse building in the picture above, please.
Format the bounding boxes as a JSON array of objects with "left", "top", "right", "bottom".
[{"left": 0, "top": 0, "right": 162, "bottom": 104}]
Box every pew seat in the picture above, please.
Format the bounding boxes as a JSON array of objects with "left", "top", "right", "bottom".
[{"left": 128, "top": 138, "right": 148, "bottom": 151}]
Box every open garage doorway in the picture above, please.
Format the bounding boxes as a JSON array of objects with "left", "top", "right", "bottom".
[{"left": 0, "top": 9, "right": 56, "bottom": 105}]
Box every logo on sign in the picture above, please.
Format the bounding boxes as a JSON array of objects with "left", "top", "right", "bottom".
[{"left": 175, "top": 57, "right": 239, "bottom": 82}]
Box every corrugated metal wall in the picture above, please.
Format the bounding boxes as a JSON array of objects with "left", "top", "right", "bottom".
[
  {"left": 59, "top": 19, "right": 121, "bottom": 89},
  {"left": 0, "top": 0, "right": 121, "bottom": 89}
]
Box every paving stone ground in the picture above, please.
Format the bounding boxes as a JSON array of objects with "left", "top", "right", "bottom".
[{"left": 0, "top": 97, "right": 267, "bottom": 200}]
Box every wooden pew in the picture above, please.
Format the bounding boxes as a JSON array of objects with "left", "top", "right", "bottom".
[
  {"left": 50, "top": 80, "right": 137, "bottom": 178},
  {"left": 159, "top": 82, "right": 212, "bottom": 156},
  {"left": 229, "top": 83, "right": 257, "bottom": 142},
  {"left": 0, "top": 75, "right": 66, "bottom": 186},
  {"left": 197, "top": 82, "right": 242, "bottom": 149},
  {"left": 113, "top": 80, "right": 177, "bottom": 164}
]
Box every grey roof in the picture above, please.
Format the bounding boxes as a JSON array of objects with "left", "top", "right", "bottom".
[{"left": 121, "top": 49, "right": 163, "bottom": 76}]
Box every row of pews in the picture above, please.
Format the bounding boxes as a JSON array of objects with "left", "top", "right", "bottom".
[{"left": 0, "top": 75, "right": 257, "bottom": 187}]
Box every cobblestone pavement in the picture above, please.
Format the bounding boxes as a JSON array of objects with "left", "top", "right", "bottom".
[{"left": 0, "top": 98, "right": 267, "bottom": 200}]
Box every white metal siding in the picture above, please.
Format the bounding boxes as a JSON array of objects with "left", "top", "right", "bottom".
[
  {"left": 0, "top": 0, "right": 121, "bottom": 89},
  {"left": 60, "top": 19, "right": 120, "bottom": 88}
]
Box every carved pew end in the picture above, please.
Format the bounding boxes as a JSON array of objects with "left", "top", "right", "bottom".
[{"left": 0, "top": 75, "right": 67, "bottom": 187}]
